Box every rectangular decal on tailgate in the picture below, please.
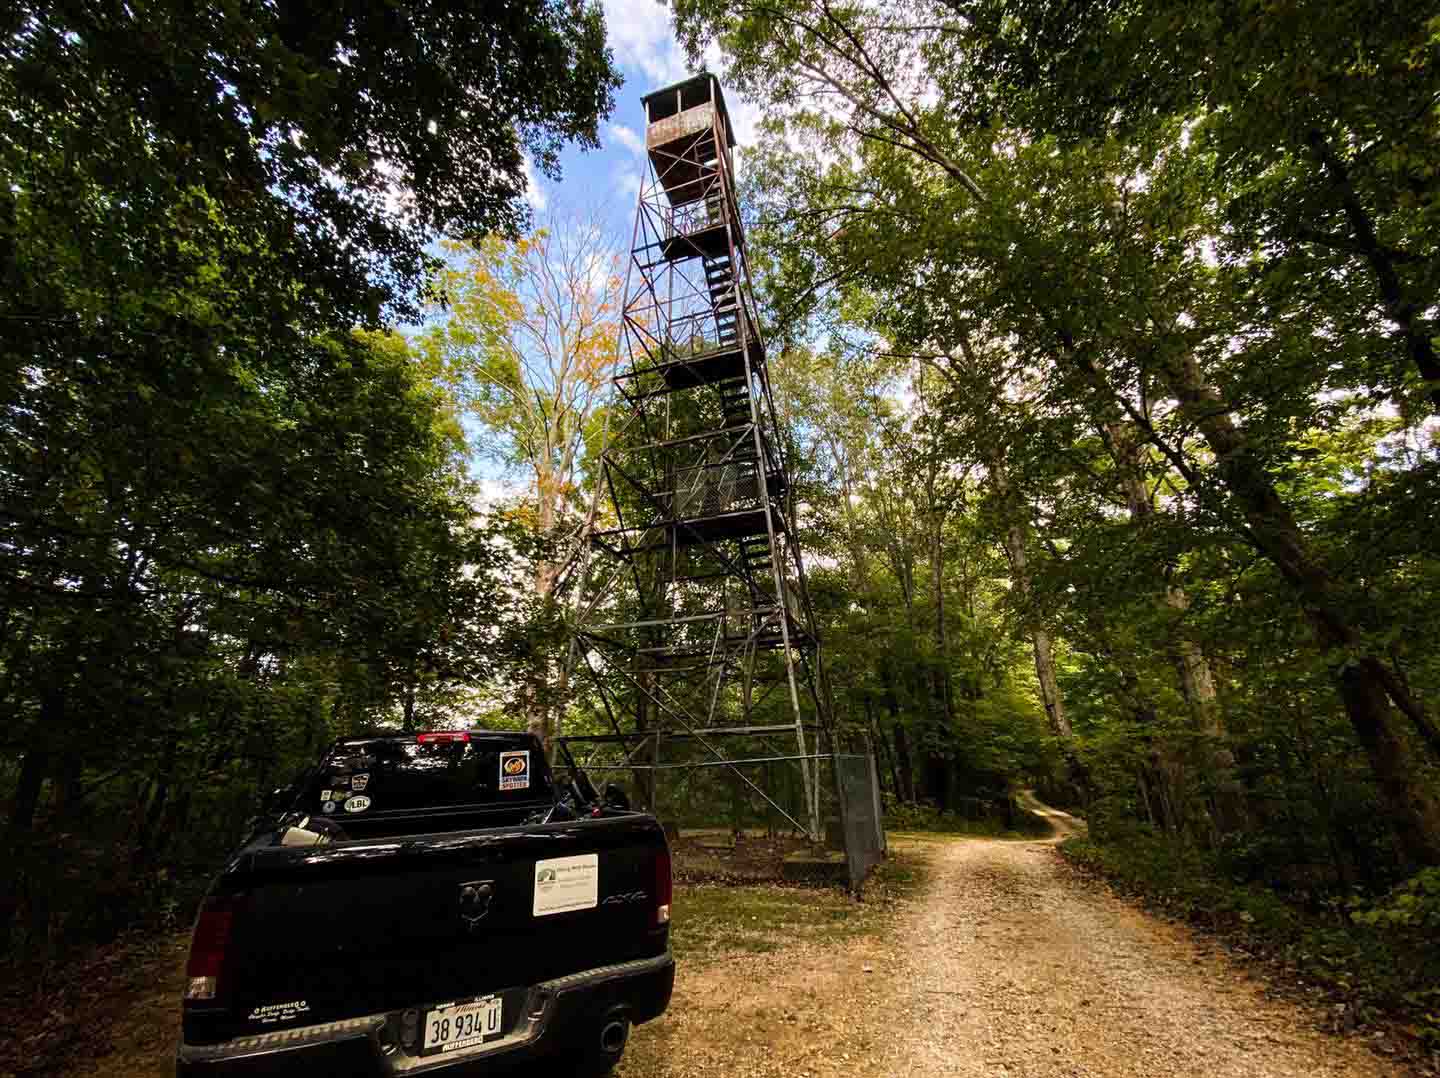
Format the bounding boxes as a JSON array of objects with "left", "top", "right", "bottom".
[
  {"left": 533, "top": 854, "right": 598, "bottom": 916},
  {"left": 499, "top": 749, "right": 530, "bottom": 791}
]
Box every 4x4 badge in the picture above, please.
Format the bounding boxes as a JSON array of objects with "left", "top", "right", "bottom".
[{"left": 458, "top": 881, "right": 495, "bottom": 929}]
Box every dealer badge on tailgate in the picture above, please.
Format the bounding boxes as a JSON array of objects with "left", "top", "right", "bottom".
[{"left": 533, "top": 853, "right": 599, "bottom": 916}]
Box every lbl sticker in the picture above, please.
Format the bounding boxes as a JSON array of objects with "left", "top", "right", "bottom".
[
  {"left": 499, "top": 750, "right": 530, "bottom": 791},
  {"left": 343, "top": 794, "right": 371, "bottom": 813}
]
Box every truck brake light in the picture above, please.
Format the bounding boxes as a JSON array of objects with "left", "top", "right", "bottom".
[
  {"left": 417, "top": 731, "right": 469, "bottom": 744},
  {"left": 185, "top": 895, "right": 240, "bottom": 1002},
  {"left": 654, "top": 847, "right": 672, "bottom": 926}
]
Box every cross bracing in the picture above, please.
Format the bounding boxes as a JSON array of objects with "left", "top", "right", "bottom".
[{"left": 566, "top": 74, "right": 831, "bottom": 840}]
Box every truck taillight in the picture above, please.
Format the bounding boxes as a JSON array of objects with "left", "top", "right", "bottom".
[
  {"left": 185, "top": 896, "right": 238, "bottom": 1002},
  {"left": 654, "top": 847, "right": 672, "bottom": 926}
]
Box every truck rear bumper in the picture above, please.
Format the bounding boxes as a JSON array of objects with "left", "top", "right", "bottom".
[{"left": 176, "top": 951, "right": 675, "bottom": 1077}]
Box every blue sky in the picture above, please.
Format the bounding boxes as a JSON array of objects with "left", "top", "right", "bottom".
[
  {"left": 525, "top": 0, "right": 760, "bottom": 238},
  {"left": 467, "top": 0, "right": 763, "bottom": 505}
]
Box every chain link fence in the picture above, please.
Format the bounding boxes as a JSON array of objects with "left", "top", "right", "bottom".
[
  {"left": 559, "top": 734, "right": 885, "bottom": 891},
  {"left": 833, "top": 753, "right": 885, "bottom": 890}
]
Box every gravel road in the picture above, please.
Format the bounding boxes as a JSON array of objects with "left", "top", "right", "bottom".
[{"left": 622, "top": 817, "right": 1408, "bottom": 1078}]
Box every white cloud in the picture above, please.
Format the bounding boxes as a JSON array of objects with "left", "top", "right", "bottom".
[
  {"left": 611, "top": 160, "right": 642, "bottom": 202},
  {"left": 607, "top": 122, "right": 646, "bottom": 156},
  {"left": 603, "top": 0, "right": 689, "bottom": 88},
  {"left": 521, "top": 154, "right": 547, "bottom": 211},
  {"left": 472, "top": 474, "right": 524, "bottom": 511},
  {"left": 600, "top": 0, "right": 764, "bottom": 167},
  {"left": 699, "top": 41, "right": 761, "bottom": 147}
]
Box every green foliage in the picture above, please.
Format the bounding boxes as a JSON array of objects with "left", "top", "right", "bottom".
[
  {"left": 0, "top": 0, "right": 623, "bottom": 964},
  {"left": 883, "top": 795, "right": 1050, "bottom": 838},
  {"left": 669, "top": 0, "right": 1440, "bottom": 1033},
  {"left": 3, "top": 0, "right": 621, "bottom": 323},
  {"left": 1354, "top": 869, "right": 1440, "bottom": 935}
]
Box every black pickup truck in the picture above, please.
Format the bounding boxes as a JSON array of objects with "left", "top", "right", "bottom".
[{"left": 177, "top": 730, "right": 673, "bottom": 1077}]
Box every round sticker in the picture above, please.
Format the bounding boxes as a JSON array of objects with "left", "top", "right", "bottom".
[
  {"left": 343, "top": 795, "right": 371, "bottom": 813},
  {"left": 504, "top": 758, "right": 526, "bottom": 775},
  {"left": 321, "top": 801, "right": 336, "bottom": 814}
]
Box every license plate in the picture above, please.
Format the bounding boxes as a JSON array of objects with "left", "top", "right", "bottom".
[{"left": 421, "top": 995, "right": 504, "bottom": 1054}]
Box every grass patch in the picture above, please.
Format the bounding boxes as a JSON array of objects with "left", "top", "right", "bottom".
[
  {"left": 669, "top": 847, "right": 927, "bottom": 965},
  {"left": 1062, "top": 835, "right": 1440, "bottom": 1049}
]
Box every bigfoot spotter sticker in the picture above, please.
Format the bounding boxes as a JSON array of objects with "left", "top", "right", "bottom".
[{"left": 499, "top": 750, "right": 530, "bottom": 791}]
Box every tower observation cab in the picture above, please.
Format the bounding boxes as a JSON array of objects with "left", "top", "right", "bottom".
[{"left": 563, "top": 74, "right": 833, "bottom": 842}]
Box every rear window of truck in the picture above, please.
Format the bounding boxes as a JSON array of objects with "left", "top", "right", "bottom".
[{"left": 303, "top": 735, "right": 551, "bottom": 817}]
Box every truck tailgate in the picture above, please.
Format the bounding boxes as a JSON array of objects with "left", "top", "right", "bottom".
[{"left": 195, "top": 814, "right": 667, "bottom": 1043}]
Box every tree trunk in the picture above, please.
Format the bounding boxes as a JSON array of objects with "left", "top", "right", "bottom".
[
  {"left": 1337, "top": 661, "right": 1440, "bottom": 865},
  {"left": 134, "top": 739, "right": 178, "bottom": 866},
  {"left": 989, "top": 453, "right": 1074, "bottom": 743},
  {"left": 925, "top": 448, "right": 955, "bottom": 727},
  {"left": 1137, "top": 769, "right": 1157, "bottom": 828},
  {"left": 1105, "top": 419, "right": 1243, "bottom": 832},
  {"left": 525, "top": 558, "right": 561, "bottom": 748},
  {"left": 1306, "top": 130, "right": 1440, "bottom": 414},
  {"left": 1029, "top": 625, "right": 1072, "bottom": 739},
  {"left": 6, "top": 747, "right": 48, "bottom": 843},
  {"left": 403, "top": 664, "right": 418, "bottom": 731},
  {"left": 891, "top": 713, "right": 916, "bottom": 803},
  {"left": 525, "top": 474, "right": 567, "bottom": 747},
  {"left": 1153, "top": 347, "right": 1440, "bottom": 863},
  {"left": 1003, "top": 517, "right": 1074, "bottom": 741},
  {"left": 866, "top": 696, "right": 901, "bottom": 798}
]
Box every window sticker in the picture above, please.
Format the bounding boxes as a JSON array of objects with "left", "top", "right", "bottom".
[
  {"left": 499, "top": 750, "right": 530, "bottom": 791},
  {"left": 321, "top": 801, "right": 337, "bottom": 814},
  {"left": 351, "top": 773, "right": 369, "bottom": 792},
  {"left": 344, "top": 794, "right": 371, "bottom": 813},
  {"left": 533, "top": 854, "right": 599, "bottom": 916},
  {"left": 319, "top": 790, "right": 333, "bottom": 802}
]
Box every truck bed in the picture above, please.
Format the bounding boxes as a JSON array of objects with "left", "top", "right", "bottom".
[{"left": 180, "top": 732, "right": 672, "bottom": 1066}]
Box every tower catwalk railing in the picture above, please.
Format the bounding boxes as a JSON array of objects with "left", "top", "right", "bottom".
[{"left": 566, "top": 72, "right": 831, "bottom": 842}]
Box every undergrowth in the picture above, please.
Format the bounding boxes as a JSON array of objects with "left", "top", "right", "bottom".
[
  {"left": 1062, "top": 836, "right": 1440, "bottom": 1048},
  {"left": 884, "top": 796, "right": 1051, "bottom": 838}
]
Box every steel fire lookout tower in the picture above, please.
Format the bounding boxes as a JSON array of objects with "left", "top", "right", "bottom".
[{"left": 565, "top": 74, "right": 830, "bottom": 840}]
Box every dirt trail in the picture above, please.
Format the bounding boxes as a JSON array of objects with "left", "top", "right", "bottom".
[
  {"left": 622, "top": 818, "right": 1406, "bottom": 1078},
  {"left": 1013, "top": 789, "right": 1087, "bottom": 839}
]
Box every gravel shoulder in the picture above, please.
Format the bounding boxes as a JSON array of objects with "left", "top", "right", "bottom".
[{"left": 621, "top": 825, "right": 1408, "bottom": 1078}]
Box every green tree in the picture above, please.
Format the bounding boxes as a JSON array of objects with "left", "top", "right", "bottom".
[
  {"left": 419, "top": 208, "right": 623, "bottom": 745},
  {"left": 674, "top": 0, "right": 1440, "bottom": 861},
  {"left": 0, "top": 0, "right": 621, "bottom": 955}
]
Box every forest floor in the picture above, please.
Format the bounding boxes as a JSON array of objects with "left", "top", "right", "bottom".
[{"left": 10, "top": 799, "right": 1424, "bottom": 1078}]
